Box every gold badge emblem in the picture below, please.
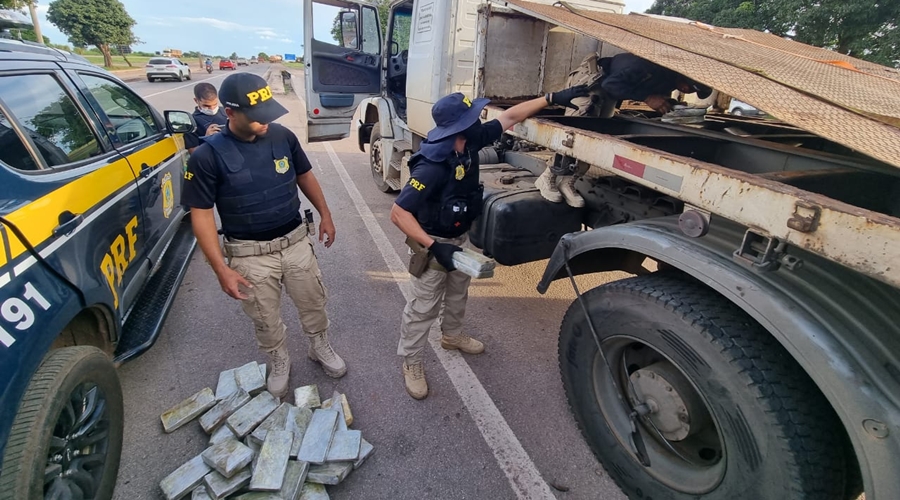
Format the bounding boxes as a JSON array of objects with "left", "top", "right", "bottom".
[
  {"left": 161, "top": 172, "right": 174, "bottom": 219},
  {"left": 462, "top": 95, "right": 472, "bottom": 108},
  {"left": 455, "top": 164, "right": 465, "bottom": 180},
  {"left": 274, "top": 156, "right": 290, "bottom": 174}
]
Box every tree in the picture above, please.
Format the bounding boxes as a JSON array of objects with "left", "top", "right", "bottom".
[
  {"left": 258, "top": 51, "right": 269, "bottom": 60},
  {"left": 10, "top": 28, "right": 50, "bottom": 44},
  {"left": 47, "top": 0, "right": 137, "bottom": 68},
  {"left": 646, "top": 0, "right": 900, "bottom": 67},
  {"left": 229, "top": 52, "right": 238, "bottom": 60}
]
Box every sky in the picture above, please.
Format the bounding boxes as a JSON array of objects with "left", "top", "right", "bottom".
[{"left": 29, "top": 0, "right": 655, "bottom": 58}]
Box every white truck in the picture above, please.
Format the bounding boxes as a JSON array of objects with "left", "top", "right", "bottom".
[{"left": 302, "top": 0, "right": 900, "bottom": 498}]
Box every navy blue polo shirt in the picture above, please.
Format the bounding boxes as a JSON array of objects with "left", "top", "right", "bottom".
[
  {"left": 184, "top": 107, "right": 228, "bottom": 150},
  {"left": 182, "top": 122, "right": 313, "bottom": 241}
]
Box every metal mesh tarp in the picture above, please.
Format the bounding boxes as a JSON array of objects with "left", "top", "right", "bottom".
[{"left": 501, "top": 0, "right": 900, "bottom": 169}]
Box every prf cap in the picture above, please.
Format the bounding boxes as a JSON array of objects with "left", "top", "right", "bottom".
[{"left": 218, "top": 72, "right": 288, "bottom": 124}]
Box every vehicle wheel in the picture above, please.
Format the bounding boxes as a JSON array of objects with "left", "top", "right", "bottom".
[
  {"left": 559, "top": 273, "right": 848, "bottom": 499},
  {"left": 369, "top": 123, "right": 394, "bottom": 193},
  {"left": 732, "top": 108, "right": 743, "bottom": 116},
  {"left": 0, "top": 346, "right": 124, "bottom": 499},
  {"left": 186, "top": 71, "right": 191, "bottom": 81},
  {"left": 178, "top": 71, "right": 186, "bottom": 82},
  {"left": 147, "top": 76, "right": 154, "bottom": 82}
]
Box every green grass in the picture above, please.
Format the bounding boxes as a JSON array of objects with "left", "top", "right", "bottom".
[
  {"left": 80, "top": 54, "right": 211, "bottom": 72},
  {"left": 283, "top": 61, "right": 305, "bottom": 68}
]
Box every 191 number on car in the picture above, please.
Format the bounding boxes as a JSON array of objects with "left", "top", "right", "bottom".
[{"left": 0, "top": 282, "right": 51, "bottom": 347}]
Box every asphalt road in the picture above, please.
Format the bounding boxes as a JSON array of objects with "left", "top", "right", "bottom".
[{"left": 113, "top": 63, "right": 629, "bottom": 499}]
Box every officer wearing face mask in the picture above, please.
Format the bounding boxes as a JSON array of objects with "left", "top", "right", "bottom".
[
  {"left": 390, "top": 85, "right": 589, "bottom": 400},
  {"left": 184, "top": 82, "right": 228, "bottom": 153}
]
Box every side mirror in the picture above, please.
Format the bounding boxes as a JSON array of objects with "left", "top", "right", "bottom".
[
  {"left": 339, "top": 11, "right": 359, "bottom": 49},
  {"left": 165, "top": 110, "right": 195, "bottom": 134}
]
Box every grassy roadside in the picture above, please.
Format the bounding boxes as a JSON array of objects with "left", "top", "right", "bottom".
[{"left": 80, "top": 54, "right": 209, "bottom": 72}]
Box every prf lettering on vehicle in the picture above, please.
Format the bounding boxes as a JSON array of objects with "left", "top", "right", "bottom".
[
  {"left": 100, "top": 216, "right": 139, "bottom": 308},
  {"left": 247, "top": 86, "right": 273, "bottom": 106}
]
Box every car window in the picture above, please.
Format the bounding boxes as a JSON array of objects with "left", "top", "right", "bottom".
[
  {"left": 0, "top": 73, "right": 102, "bottom": 168},
  {"left": 79, "top": 73, "right": 159, "bottom": 145},
  {"left": 0, "top": 108, "right": 39, "bottom": 171},
  {"left": 149, "top": 58, "right": 172, "bottom": 65}
]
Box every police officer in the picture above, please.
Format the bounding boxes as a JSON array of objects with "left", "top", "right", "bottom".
[
  {"left": 184, "top": 82, "right": 228, "bottom": 153},
  {"left": 536, "top": 52, "right": 712, "bottom": 207},
  {"left": 391, "top": 86, "right": 589, "bottom": 399},
  {"left": 182, "top": 73, "right": 346, "bottom": 399}
]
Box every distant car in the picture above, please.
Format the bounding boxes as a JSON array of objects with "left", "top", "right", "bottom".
[
  {"left": 250, "top": 57, "right": 258, "bottom": 64},
  {"left": 219, "top": 59, "right": 236, "bottom": 70},
  {"left": 145, "top": 57, "right": 191, "bottom": 82},
  {"left": 729, "top": 98, "right": 760, "bottom": 116},
  {"left": 237, "top": 58, "right": 249, "bottom": 66}
]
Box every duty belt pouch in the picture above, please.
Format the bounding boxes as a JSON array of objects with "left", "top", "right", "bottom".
[{"left": 405, "top": 236, "right": 430, "bottom": 278}]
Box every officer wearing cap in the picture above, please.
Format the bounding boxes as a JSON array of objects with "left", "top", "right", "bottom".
[
  {"left": 182, "top": 72, "right": 347, "bottom": 399},
  {"left": 390, "top": 85, "right": 589, "bottom": 399}
]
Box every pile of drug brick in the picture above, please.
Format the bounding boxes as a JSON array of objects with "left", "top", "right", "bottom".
[{"left": 158, "top": 361, "right": 374, "bottom": 499}]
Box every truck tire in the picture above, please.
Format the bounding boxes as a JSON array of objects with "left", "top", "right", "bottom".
[
  {"left": 0, "top": 347, "right": 124, "bottom": 499},
  {"left": 369, "top": 123, "right": 395, "bottom": 193},
  {"left": 559, "top": 273, "right": 848, "bottom": 499}
]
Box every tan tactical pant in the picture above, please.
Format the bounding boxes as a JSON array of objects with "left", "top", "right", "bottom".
[
  {"left": 226, "top": 228, "right": 329, "bottom": 353},
  {"left": 398, "top": 235, "right": 471, "bottom": 363},
  {"left": 564, "top": 53, "right": 616, "bottom": 119}
]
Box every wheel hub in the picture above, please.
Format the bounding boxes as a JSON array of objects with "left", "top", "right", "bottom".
[
  {"left": 629, "top": 361, "right": 711, "bottom": 441},
  {"left": 371, "top": 140, "right": 383, "bottom": 174}
]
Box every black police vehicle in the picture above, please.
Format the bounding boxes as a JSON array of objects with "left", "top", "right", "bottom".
[{"left": 0, "top": 38, "right": 197, "bottom": 498}]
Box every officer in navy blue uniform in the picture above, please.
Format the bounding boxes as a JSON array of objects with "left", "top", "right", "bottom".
[
  {"left": 184, "top": 82, "right": 228, "bottom": 152},
  {"left": 182, "top": 72, "right": 346, "bottom": 398},
  {"left": 390, "top": 86, "right": 589, "bottom": 399}
]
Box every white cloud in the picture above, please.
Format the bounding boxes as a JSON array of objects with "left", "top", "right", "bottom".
[{"left": 279, "top": 38, "right": 294, "bottom": 43}]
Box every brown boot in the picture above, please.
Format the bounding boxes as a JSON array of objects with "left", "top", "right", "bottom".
[
  {"left": 440, "top": 334, "right": 485, "bottom": 354},
  {"left": 403, "top": 361, "right": 428, "bottom": 400},
  {"left": 266, "top": 345, "right": 290, "bottom": 399},
  {"left": 307, "top": 331, "right": 347, "bottom": 378}
]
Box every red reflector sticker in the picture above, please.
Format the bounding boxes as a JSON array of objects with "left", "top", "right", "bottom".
[
  {"left": 613, "top": 155, "right": 646, "bottom": 178},
  {"left": 313, "top": 108, "right": 320, "bottom": 115}
]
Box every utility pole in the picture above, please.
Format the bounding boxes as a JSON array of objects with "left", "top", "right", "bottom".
[{"left": 27, "top": 1, "right": 43, "bottom": 45}]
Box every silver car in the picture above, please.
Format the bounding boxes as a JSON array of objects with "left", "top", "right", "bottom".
[{"left": 145, "top": 57, "right": 192, "bottom": 82}]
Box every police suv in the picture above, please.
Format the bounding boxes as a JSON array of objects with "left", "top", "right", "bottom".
[{"left": 0, "top": 39, "right": 197, "bottom": 498}]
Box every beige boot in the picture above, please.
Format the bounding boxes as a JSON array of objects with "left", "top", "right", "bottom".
[
  {"left": 557, "top": 175, "right": 585, "bottom": 208},
  {"left": 266, "top": 345, "right": 290, "bottom": 399},
  {"left": 535, "top": 168, "right": 563, "bottom": 203},
  {"left": 403, "top": 361, "right": 428, "bottom": 400},
  {"left": 307, "top": 331, "right": 347, "bottom": 378},
  {"left": 440, "top": 334, "right": 485, "bottom": 354}
]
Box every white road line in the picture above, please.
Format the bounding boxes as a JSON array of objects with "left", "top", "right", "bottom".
[{"left": 322, "top": 142, "right": 556, "bottom": 500}]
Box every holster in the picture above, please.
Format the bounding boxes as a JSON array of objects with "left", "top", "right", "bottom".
[{"left": 405, "top": 237, "right": 431, "bottom": 278}]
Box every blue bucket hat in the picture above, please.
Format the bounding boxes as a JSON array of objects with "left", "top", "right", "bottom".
[{"left": 426, "top": 93, "right": 490, "bottom": 143}]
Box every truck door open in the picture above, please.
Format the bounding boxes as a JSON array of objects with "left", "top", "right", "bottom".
[{"left": 303, "top": 0, "right": 382, "bottom": 142}]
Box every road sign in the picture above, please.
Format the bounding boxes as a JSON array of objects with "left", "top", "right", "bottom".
[{"left": 284, "top": 53, "right": 296, "bottom": 62}]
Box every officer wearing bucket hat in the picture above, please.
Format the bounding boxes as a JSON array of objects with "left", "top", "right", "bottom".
[
  {"left": 182, "top": 72, "right": 347, "bottom": 399},
  {"left": 390, "top": 85, "right": 589, "bottom": 399}
]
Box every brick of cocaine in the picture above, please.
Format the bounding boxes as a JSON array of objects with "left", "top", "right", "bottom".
[
  {"left": 321, "top": 392, "right": 352, "bottom": 429},
  {"left": 250, "top": 402, "right": 291, "bottom": 445},
  {"left": 250, "top": 430, "right": 293, "bottom": 491},
  {"left": 451, "top": 248, "right": 496, "bottom": 279},
  {"left": 191, "top": 485, "right": 213, "bottom": 500},
  {"left": 288, "top": 405, "right": 313, "bottom": 458},
  {"left": 161, "top": 388, "right": 216, "bottom": 433},
  {"left": 293, "top": 385, "right": 321, "bottom": 410},
  {"left": 307, "top": 461, "right": 353, "bottom": 485},
  {"left": 215, "top": 369, "right": 238, "bottom": 400},
  {"left": 234, "top": 361, "right": 266, "bottom": 395},
  {"left": 200, "top": 389, "right": 251, "bottom": 433},
  {"left": 209, "top": 424, "right": 237, "bottom": 447},
  {"left": 160, "top": 454, "right": 211, "bottom": 500},
  {"left": 227, "top": 391, "right": 279, "bottom": 438},
  {"left": 298, "top": 482, "right": 330, "bottom": 500},
  {"left": 203, "top": 468, "right": 251, "bottom": 499},
  {"left": 279, "top": 460, "right": 310, "bottom": 500},
  {"left": 354, "top": 438, "right": 375, "bottom": 469},
  {"left": 201, "top": 438, "right": 254, "bottom": 479},
  {"left": 296, "top": 410, "right": 338, "bottom": 464},
  {"left": 325, "top": 429, "right": 361, "bottom": 462}
]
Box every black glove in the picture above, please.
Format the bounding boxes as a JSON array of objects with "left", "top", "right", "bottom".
[
  {"left": 546, "top": 84, "right": 590, "bottom": 110},
  {"left": 429, "top": 241, "right": 462, "bottom": 271}
]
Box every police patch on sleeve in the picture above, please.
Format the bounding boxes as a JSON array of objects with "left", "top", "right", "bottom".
[{"left": 274, "top": 156, "right": 290, "bottom": 174}]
